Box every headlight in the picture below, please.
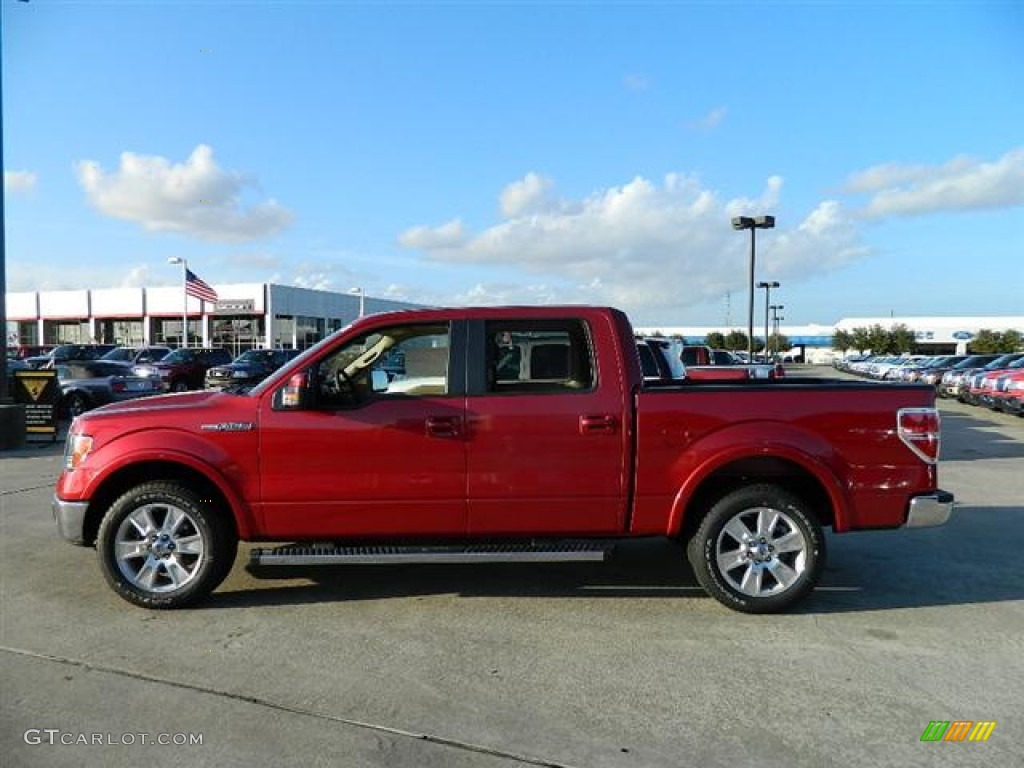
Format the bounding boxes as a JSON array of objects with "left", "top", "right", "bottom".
[
  {"left": 232, "top": 370, "right": 249, "bottom": 378},
  {"left": 64, "top": 433, "right": 94, "bottom": 471}
]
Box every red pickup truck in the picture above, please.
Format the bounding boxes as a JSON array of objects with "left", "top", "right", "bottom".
[{"left": 54, "top": 306, "right": 953, "bottom": 613}]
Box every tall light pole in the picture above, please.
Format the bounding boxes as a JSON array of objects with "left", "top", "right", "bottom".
[
  {"left": 732, "top": 215, "right": 775, "bottom": 360},
  {"left": 167, "top": 257, "right": 188, "bottom": 347},
  {"left": 770, "top": 304, "right": 785, "bottom": 356},
  {"left": 758, "top": 280, "right": 780, "bottom": 361},
  {"left": 350, "top": 287, "right": 365, "bottom": 318}
]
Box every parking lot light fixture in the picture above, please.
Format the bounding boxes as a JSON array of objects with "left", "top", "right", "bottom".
[
  {"left": 770, "top": 304, "right": 785, "bottom": 355},
  {"left": 758, "top": 281, "right": 780, "bottom": 360},
  {"left": 350, "top": 287, "right": 365, "bottom": 317},
  {"left": 732, "top": 215, "right": 775, "bottom": 360}
]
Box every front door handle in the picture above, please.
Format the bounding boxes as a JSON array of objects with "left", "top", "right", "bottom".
[
  {"left": 426, "top": 415, "right": 462, "bottom": 438},
  {"left": 579, "top": 414, "right": 618, "bottom": 435}
]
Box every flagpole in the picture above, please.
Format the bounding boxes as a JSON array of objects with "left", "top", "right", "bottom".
[
  {"left": 180, "top": 258, "right": 188, "bottom": 348},
  {"left": 168, "top": 257, "right": 188, "bottom": 348}
]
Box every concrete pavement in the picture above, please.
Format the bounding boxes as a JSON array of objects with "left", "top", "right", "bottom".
[{"left": 2, "top": 390, "right": 1022, "bottom": 767}]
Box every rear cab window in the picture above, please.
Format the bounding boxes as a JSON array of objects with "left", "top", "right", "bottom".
[{"left": 482, "top": 319, "right": 595, "bottom": 394}]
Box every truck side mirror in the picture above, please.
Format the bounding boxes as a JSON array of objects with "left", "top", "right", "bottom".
[{"left": 274, "top": 371, "right": 310, "bottom": 410}]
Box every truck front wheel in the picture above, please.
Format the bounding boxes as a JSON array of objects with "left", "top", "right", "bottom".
[
  {"left": 96, "top": 481, "right": 238, "bottom": 609},
  {"left": 687, "top": 484, "right": 825, "bottom": 614}
]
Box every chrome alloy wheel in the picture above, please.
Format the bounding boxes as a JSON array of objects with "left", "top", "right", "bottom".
[
  {"left": 714, "top": 507, "right": 808, "bottom": 598},
  {"left": 114, "top": 502, "right": 206, "bottom": 593}
]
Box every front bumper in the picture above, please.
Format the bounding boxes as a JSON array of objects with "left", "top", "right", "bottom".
[
  {"left": 904, "top": 490, "right": 955, "bottom": 528},
  {"left": 52, "top": 495, "right": 90, "bottom": 545}
]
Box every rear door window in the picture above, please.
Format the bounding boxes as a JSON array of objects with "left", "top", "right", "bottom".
[{"left": 484, "top": 320, "right": 594, "bottom": 393}]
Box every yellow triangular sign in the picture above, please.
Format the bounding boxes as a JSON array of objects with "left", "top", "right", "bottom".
[{"left": 23, "top": 379, "right": 48, "bottom": 402}]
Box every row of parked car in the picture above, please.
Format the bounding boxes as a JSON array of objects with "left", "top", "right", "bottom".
[
  {"left": 835, "top": 352, "right": 1024, "bottom": 416},
  {"left": 6, "top": 343, "right": 302, "bottom": 418},
  {"left": 636, "top": 339, "right": 785, "bottom": 382},
  {"left": 10, "top": 337, "right": 789, "bottom": 418}
]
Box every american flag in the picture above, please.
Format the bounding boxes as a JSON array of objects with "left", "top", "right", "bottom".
[{"left": 185, "top": 268, "right": 219, "bottom": 303}]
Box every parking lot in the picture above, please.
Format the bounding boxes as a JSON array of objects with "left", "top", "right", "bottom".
[{"left": 2, "top": 382, "right": 1022, "bottom": 768}]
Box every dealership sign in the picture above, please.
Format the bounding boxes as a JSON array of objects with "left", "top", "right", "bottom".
[
  {"left": 952, "top": 331, "right": 974, "bottom": 341},
  {"left": 13, "top": 370, "right": 60, "bottom": 441},
  {"left": 215, "top": 299, "right": 256, "bottom": 314}
]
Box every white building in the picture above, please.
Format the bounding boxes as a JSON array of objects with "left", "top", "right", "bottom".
[
  {"left": 6, "top": 283, "right": 422, "bottom": 354},
  {"left": 633, "top": 315, "right": 1024, "bottom": 363}
]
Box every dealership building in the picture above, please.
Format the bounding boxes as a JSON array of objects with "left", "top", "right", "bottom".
[{"left": 6, "top": 282, "right": 420, "bottom": 354}]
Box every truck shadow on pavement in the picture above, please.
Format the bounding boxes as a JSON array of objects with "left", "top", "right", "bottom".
[
  {"left": 216, "top": 505, "right": 1023, "bottom": 612},
  {"left": 940, "top": 410, "right": 1024, "bottom": 461},
  {"left": 227, "top": 538, "right": 707, "bottom": 607},
  {"left": 799, "top": 503, "right": 1022, "bottom": 614}
]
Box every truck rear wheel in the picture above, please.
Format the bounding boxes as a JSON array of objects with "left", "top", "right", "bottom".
[
  {"left": 687, "top": 484, "right": 825, "bottom": 613},
  {"left": 96, "top": 481, "right": 237, "bottom": 609}
]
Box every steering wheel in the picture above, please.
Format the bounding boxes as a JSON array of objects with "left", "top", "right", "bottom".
[{"left": 333, "top": 367, "right": 356, "bottom": 398}]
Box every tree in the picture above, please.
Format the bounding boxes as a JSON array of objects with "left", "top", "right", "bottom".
[
  {"left": 769, "top": 333, "right": 791, "bottom": 356},
  {"left": 890, "top": 323, "right": 916, "bottom": 354},
  {"left": 969, "top": 329, "right": 1024, "bottom": 353},
  {"left": 1002, "top": 329, "right": 1023, "bottom": 352},
  {"left": 724, "top": 330, "right": 749, "bottom": 351},
  {"left": 832, "top": 330, "right": 853, "bottom": 355},
  {"left": 705, "top": 331, "right": 726, "bottom": 349},
  {"left": 866, "top": 324, "right": 896, "bottom": 354},
  {"left": 851, "top": 327, "right": 872, "bottom": 354},
  {"left": 968, "top": 329, "right": 1001, "bottom": 353}
]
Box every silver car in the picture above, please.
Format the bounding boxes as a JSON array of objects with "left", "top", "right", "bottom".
[{"left": 57, "top": 361, "right": 164, "bottom": 418}]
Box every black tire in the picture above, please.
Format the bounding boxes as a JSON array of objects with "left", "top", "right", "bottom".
[
  {"left": 170, "top": 379, "right": 190, "bottom": 392},
  {"left": 66, "top": 391, "right": 91, "bottom": 419},
  {"left": 96, "top": 481, "right": 238, "bottom": 609},
  {"left": 687, "top": 484, "right": 826, "bottom": 614}
]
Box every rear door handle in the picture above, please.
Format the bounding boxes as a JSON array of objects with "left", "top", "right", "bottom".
[
  {"left": 579, "top": 414, "right": 618, "bottom": 435},
  {"left": 426, "top": 415, "right": 462, "bottom": 438}
]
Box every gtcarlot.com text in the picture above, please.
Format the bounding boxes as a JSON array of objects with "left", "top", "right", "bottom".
[{"left": 24, "top": 729, "right": 203, "bottom": 747}]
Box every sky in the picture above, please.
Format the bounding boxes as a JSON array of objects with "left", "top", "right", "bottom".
[{"left": 2, "top": 0, "right": 1022, "bottom": 328}]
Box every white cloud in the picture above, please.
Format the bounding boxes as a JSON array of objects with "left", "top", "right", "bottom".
[
  {"left": 284, "top": 259, "right": 364, "bottom": 293},
  {"left": 374, "top": 280, "right": 562, "bottom": 310},
  {"left": 119, "top": 265, "right": 151, "bottom": 288},
  {"left": 499, "top": 172, "right": 555, "bottom": 218},
  {"left": 4, "top": 170, "right": 37, "bottom": 193},
  {"left": 293, "top": 273, "right": 333, "bottom": 291},
  {"left": 399, "top": 172, "right": 865, "bottom": 319},
  {"left": 846, "top": 147, "right": 1024, "bottom": 217},
  {"left": 686, "top": 106, "right": 728, "bottom": 132},
  {"left": 74, "top": 144, "right": 293, "bottom": 242},
  {"left": 7, "top": 260, "right": 153, "bottom": 292},
  {"left": 398, "top": 218, "right": 466, "bottom": 249}
]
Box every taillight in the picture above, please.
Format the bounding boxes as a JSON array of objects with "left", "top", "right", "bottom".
[
  {"left": 111, "top": 379, "right": 126, "bottom": 393},
  {"left": 898, "top": 407, "right": 941, "bottom": 464}
]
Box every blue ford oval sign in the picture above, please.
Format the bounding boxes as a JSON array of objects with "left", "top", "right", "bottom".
[{"left": 952, "top": 331, "right": 974, "bottom": 341}]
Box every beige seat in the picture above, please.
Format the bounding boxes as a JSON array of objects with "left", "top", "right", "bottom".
[{"left": 388, "top": 346, "right": 448, "bottom": 396}]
